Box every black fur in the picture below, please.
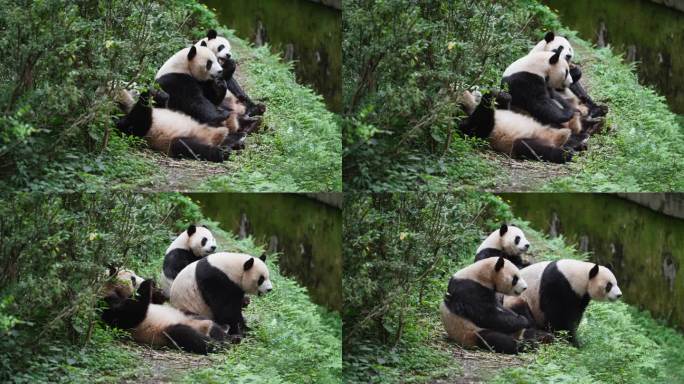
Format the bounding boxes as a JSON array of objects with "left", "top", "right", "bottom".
[
  {"left": 444, "top": 278, "right": 529, "bottom": 333},
  {"left": 200, "top": 58, "right": 236, "bottom": 105},
  {"left": 163, "top": 248, "right": 202, "bottom": 281},
  {"left": 474, "top": 248, "right": 528, "bottom": 269},
  {"left": 501, "top": 72, "right": 575, "bottom": 126},
  {"left": 101, "top": 280, "right": 153, "bottom": 329},
  {"left": 168, "top": 137, "right": 226, "bottom": 163},
  {"left": 539, "top": 261, "right": 591, "bottom": 347},
  {"left": 196, "top": 258, "right": 247, "bottom": 336},
  {"left": 511, "top": 138, "right": 573, "bottom": 164},
  {"left": 164, "top": 324, "right": 213, "bottom": 355},
  {"left": 459, "top": 92, "right": 496, "bottom": 139},
  {"left": 476, "top": 329, "right": 520, "bottom": 354},
  {"left": 568, "top": 66, "right": 608, "bottom": 118},
  {"left": 116, "top": 92, "right": 154, "bottom": 137},
  {"left": 544, "top": 31, "right": 555, "bottom": 43},
  {"left": 156, "top": 73, "right": 230, "bottom": 126}
]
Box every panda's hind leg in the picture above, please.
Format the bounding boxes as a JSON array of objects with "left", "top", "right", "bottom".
[
  {"left": 512, "top": 138, "right": 573, "bottom": 164},
  {"left": 476, "top": 329, "right": 520, "bottom": 354},
  {"left": 169, "top": 137, "right": 227, "bottom": 162},
  {"left": 164, "top": 324, "right": 213, "bottom": 354}
]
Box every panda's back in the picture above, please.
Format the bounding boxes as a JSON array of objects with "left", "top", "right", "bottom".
[
  {"left": 170, "top": 261, "right": 213, "bottom": 318},
  {"left": 518, "top": 261, "right": 552, "bottom": 326}
]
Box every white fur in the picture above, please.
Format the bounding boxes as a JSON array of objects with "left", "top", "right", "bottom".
[
  {"left": 477, "top": 225, "right": 531, "bottom": 257},
  {"left": 490, "top": 110, "right": 571, "bottom": 153},
  {"left": 155, "top": 46, "right": 222, "bottom": 81},
  {"left": 452, "top": 257, "right": 526, "bottom": 296},
  {"left": 145, "top": 108, "right": 229, "bottom": 154},
  {"left": 161, "top": 226, "right": 217, "bottom": 296},
  {"left": 198, "top": 35, "right": 232, "bottom": 62},
  {"left": 531, "top": 34, "right": 575, "bottom": 63},
  {"left": 503, "top": 51, "right": 572, "bottom": 90}
]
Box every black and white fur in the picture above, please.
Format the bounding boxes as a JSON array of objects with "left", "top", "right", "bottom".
[
  {"left": 502, "top": 48, "right": 576, "bottom": 128},
  {"left": 115, "top": 89, "right": 238, "bottom": 162},
  {"left": 531, "top": 32, "right": 607, "bottom": 118},
  {"left": 101, "top": 270, "right": 227, "bottom": 354},
  {"left": 474, "top": 224, "right": 531, "bottom": 268},
  {"left": 155, "top": 45, "right": 230, "bottom": 126},
  {"left": 459, "top": 90, "right": 574, "bottom": 163},
  {"left": 504, "top": 259, "right": 622, "bottom": 347},
  {"left": 440, "top": 257, "right": 552, "bottom": 354},
  {"left": 161, "top": 224, "right": 217, "bottom": 297},
  {"left": 170, "top": 252, "right": 273, "bottom": 341}
]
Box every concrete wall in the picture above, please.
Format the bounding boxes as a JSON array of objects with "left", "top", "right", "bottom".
[{"left": 618, "top": 193, "right": 684, "bottom": 219}]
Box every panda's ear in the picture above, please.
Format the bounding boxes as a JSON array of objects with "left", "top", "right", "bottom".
[
  {"left": 260, "top": 252, "right": 267, "bottom": 262},
  {"left": 544, "top": 31, "right": 555, "bottom": 43},
  {"left": 207, "top": 29, "right": 218, "bottom": 40},
  {"left": 107, "top": 264, "right": 118, "bottom": 277},
  {"left": 187, "top": 224, "right": 197, "bottom": 236},
  {"left": 495, "top": 257, "right": 505, "bottom": 272},
  {"left": 549, "top": 46, "right": 563, "bottom": 64},
  {"left": 187, "top": 46, "right": 197, "bottom": 60},
  {"left": 244, "top": 257, "right": 255, "bottom": 271},
  {"left": 499, "top": 224, "right": 508, "bottom": 236},
  {"left": 200, "top": 40, "right": 208, "bottom": 47},
  {"left": 589, "top": 264, "right": 599, "bottom": 279}
]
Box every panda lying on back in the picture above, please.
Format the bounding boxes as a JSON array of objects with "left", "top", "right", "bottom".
[{"left": 459, "top": 89, "right": 575, "bottom": 163}]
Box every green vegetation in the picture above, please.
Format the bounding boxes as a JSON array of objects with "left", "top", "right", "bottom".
[
  {"left": 0, "top": 194, "right": 341, "bottom": 383},
  {"left": 0, "top": 0, "right": 340, "bottom": 193},
  {"left": 342, "top": 0, "right": 684, "bottom": 191},
  {"left": 342, "top": 193, "right": 684, "bottom": 383}
]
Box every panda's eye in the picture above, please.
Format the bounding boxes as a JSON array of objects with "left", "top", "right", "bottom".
[
  {"left": 605, "top": 282, "right": 613, "bottom": 292},
  {"left": 206, "top": 60, "right": 213, "bottom": 70},
  {"left": 218, "top": 44, "right": 225, "bottom": 52},
  {"left": 514, "top": 236, "right": 520, "bottom": 245},
  {"left": 201, "top": 237, "right": 207, "bottom": 246},
  {"left": 512, "top": 275, "right": 519, "bottom": 286},
  {"left": 258, "top": 276, "right": 265, "bottom": 285}
]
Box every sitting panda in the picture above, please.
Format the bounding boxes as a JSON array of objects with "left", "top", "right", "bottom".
[
  {"left": 101, "top": 270, "right": 227, "bottom": 354},
  {"left": 501, "top": 48, "right": 577, "bottom": 130},
  {"left": 474, "top": 224, "right": 531, "bottom": 269},
  {"left": 197, "top": 29, "right": 266, "bottom": 119},
  {"left": 160, "top": 224, "right": 217, "bottom": 298},
  {"left": 503, "top": 259, "right": 622, "bottom": 347},
  {"left": 115, "top": 89, "right": 245, "bottom": 162},
  {"left": 440, "top": 257, "right": 552, "bottom": 354},
  {"left": 170, "top": 252, "right": 273, "bottom": 342},
  {"left": 155, "top": 45, "right": 230, "bottom": 126},
  {"left": 531, "top": 32, "right": 607, "bottom": 119},
  {"left": 458, "top": 89, "right": 574, "bottom": 163}
]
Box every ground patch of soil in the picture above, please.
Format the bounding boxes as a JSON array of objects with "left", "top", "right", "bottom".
[{"left": 431, "top": 344, "right": 527, "bottom": 384}]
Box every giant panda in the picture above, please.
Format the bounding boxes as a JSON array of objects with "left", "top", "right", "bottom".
[
  {"left": 501, "top": 48, "right": 578, "bottom": 131},
  {"left": 474, "top": 224, "right": 531, "bottom": 268},
  {"left": 531, "top": 32, "right": 607, "bottom": 119},
  {"left": 116, "top": 89, "right": 245, "bottom": 162},
  {"left": 155, "top": 45, "right": 230, "bottom": 126},
  {"left": 170, "top": 252, "right": 273, "bottom": 341},
  {"left": 459, "top": 89, "right": 574, "bottom": 163},
  {"left": 440, "top": 257, "right": 552, "bottom": 354},
  {"left": 101, "top": 270, "right": 227, "bottom": 354},
  {"left": 503, "top": 259, "right": 622, "bottom": 347},
  {"left": 160, "top": 224, "right": 217, "bottom": 297},
  {"left": 197, "top": 29, "right": 265, "bottom": 119}
]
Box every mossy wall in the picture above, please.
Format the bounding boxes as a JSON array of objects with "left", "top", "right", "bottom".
[
  {"left": 501, "top": 193, "right": 684, "bottom": 331},
  {"left": 200, "top": 0, "right": 341, "bottom": 112},
  {"left": 186, "top": 193, "right": 342, "bottom": 311},
  {"left": 543, "top": 0, "right": 684, "bottom": 114}
]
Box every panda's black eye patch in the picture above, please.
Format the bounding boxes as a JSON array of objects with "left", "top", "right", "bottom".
[
  {"left": 218, "top": 44, "right": 225, "bottom": 52},
  {"left": 201, "top": 237, "right": 207, "bottom": 246},
  {"left": 258, "top": 276, "right": 265, "bottom": 285},
  {"left": 206, "top": 60, "right": 212, "bottom": 70},
  {"left": 606, "top": 282, "right": 613, "bottom": 292},
  {"left": 515, "top": 236, "right": 520, "bottom": 245},
  {"left": 512, "top": 275, "right": 519, "bottom": 286},
  {"left": 130, "top": 276, "right": 137, "bottom": 287}
]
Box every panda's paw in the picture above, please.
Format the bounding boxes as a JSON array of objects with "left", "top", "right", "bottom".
[
  {"left": 247, "top": 103, "right": 267, "bottom": 117},
  {"left": 229, "top": 334, "right": 243, "bottom": 344},
  {"left": 221, "top": 58, "right": 237, "bottom": 79},
  {"left": 242, "top": 296, "right": 251, "bottom": 308}
]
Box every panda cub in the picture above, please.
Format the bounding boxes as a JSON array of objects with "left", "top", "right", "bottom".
[
  {"left": 531, "top": 32, "right": 607, "bottom": 119},
  {"left": 170, "top": 252, "right": 273, "bottom": 341},
  {"left": 440, "top": 257, "right": 551, "bottom": 354},
  {"left": 197, "top": 29, "right": 265, "bottom": 119},
  {"left": 155, "top": 45, "right": 230, "bottom": 126},
  {"left": 101, "top": 269, "right": 227, "bottom": 354},
  {"left": 474, "top": 224, "right": 531, "bottom": 268},
  {"left": 459, "top": 90, "right": 573, "bottom": 163},
  {"left": 160, "top": 224, "right": 217, "bottom": 298},
  {"left": 116, "top": 89, "right": 235, "bottom": 162},
  {"left": 502, "top": 48, "right": 576, "bottom": 129},
  {"left": 504, "top": 259, "right": 622, "bottom": 347}
]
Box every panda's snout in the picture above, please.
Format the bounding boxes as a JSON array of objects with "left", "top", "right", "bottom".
[
  {"left": 524, "top": 244, "right": 530, "bottom": 251},
  {"left": 210, "top": 245, "right": 216, "bottom": 252}
]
